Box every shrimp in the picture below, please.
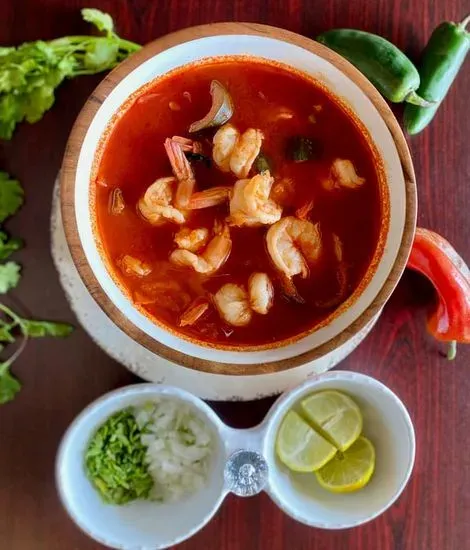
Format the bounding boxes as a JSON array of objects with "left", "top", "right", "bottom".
[
  {"left": 170, "top": 135, "right": 203, "bottom": 154},
  {"left": 266, "top": 216, "right": 322, "bottom": 280},
  {"left": 179, "top": 297, "right": 210, "bottom": 327},
  {"left": 323, "top": 159, "right": 365, "bottom": 190},
  {"left": 295, "top": 200, "right": 314, "bottom": 220},
  {"left": 174, "top": 227, "right": 210, "bottom": 252},
  {"left": 165, "top": 136, "right": 231, "bottom": 210},
  {"left": 230, "top": 128, "right": 264, "bottom": 178},
  {"left": 248, "top": 273, "right": 274, "bottom": 315},
  {"left": 213, "top": 124, "right": 264, "bottom": 178},
  {"left": 229, "top": 171, "right": 282, "bottom": 227},
  {"left": 164, "top": 138, "right": 196, "bottom": 208},
  {"left": 120, "top": 255, "right": 152, "bottom": 277},
  {"left": 188, "top": 186, "right": 232, "bottom": 210},
  {"left": 213, "top": 124, "right": 239, "bottom": 172},
  {"left": 138, "top": 177, "right": 185, "bottom": 226},
  {"left": 170, "top": 222, "right": 232, "bottom": 274},
  {"left": 213, "top": 283, "right": 253, "bottom": 327}
]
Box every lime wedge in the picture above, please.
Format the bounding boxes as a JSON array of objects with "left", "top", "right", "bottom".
[
  {"left": 276, "top": 410, "right": 337, "bottom": 472},
  {"left": 301, "top": 390, "right": 363, "bottom": 451},
  {"left": 315, "top": 436, "right": 375, "bottom": 493}
]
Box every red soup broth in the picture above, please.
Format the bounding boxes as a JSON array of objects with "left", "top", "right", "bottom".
[{"left": 93, "top": 58, "right": 388, "bottom": 348}]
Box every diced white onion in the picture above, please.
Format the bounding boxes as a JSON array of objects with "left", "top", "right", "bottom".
[{"left": 135, "top": 399, "right": 213, "bottom": 502}]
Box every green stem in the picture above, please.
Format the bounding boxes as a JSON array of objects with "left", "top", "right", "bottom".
[
  {"left": 116, "top": 38, "right": 141, "bottom": 52},
  {"left": 404, "top": 91, "right": 436, "bottom": 107},
  {"left": 458, "top": 14, "right": 470, "bottom": 30},
  {"left": 49, "top": 35, "right": 140, "bottom": 53},
  {"left": 0, "top": 303, "right": 24, "bottom": 328},
  {"left": 446, "top": 340, "right": 457, "bottom": 361},
  {"left": 0, "top": 333, "right": 28, "bottom": 375}
]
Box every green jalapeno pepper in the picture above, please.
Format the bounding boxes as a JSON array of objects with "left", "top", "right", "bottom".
[
  {"left": 317, "top": 29, "right": 432, "bottom": 106},
  {"left": 404, "top": 15, "right": 470, "bottom": 135}
]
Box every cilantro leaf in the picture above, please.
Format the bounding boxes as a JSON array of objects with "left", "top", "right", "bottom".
[
  {"left": 0, "top": 326, "right": 14, "bottom": 343},
  {"left": 0, "top": 304, "right": 74, "bottom": 405},
  {"left": 0, "top": 172, "right": 24, "bottom": 222},
  {"left": 82, "top": 8, "right": 115, "bottom": 36},
  {"left": 0, "top": 262, "right": 21, "bottom": 293},
  {"left": 0, "top": 95, "right": 24, "bottom": 140},
  {"left": 0, "top": 368, "right": 21, "bottom": 404},
  {"left": 0, "top": 231, "right": 22, "bottom": 260},
  {"left": 20, "top": 319, "right": 73, "bottom": 338}
]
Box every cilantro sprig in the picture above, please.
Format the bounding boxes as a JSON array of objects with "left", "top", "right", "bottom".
[
  {"left": 0, "top": 171, "right": 73, "bottom": 404},
  {"left": 0, "top": 8, "right": 141, "bottom": 139},
  {"left": 0, "top": 305, "right": 73, "bottom": 404}
]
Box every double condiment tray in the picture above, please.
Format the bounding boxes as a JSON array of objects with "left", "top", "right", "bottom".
[{"left": 56, "top": 371, "right": 415, "bottom": 549}]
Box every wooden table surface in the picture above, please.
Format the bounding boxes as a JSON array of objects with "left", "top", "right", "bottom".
[{"left": 1, "top": 1, "right": 469, "bottom": 549}]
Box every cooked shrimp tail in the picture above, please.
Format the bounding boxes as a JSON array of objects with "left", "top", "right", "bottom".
[
  {"left": 279, "top": 273, "right": 305, "bottom": 304},
  {"left": 171, "top": 136, "right": 203, "bottom": 154},
  {"left": 188, "top": 186, "right": 232, "bottom": 210},
  {"left": 164, "top": 138, "right": 196, "bottom": 208},
  {"left": 179, "top": 298, "right": 210, "bottom": 326},
  {"left": 295, "top": 200, "right": 314, "bottom": 220}
]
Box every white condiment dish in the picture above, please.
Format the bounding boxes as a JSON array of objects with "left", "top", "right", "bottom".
[
  {"left": 56, "top": 385, "right": 227, "bottom": 549},
  {"left": 56, "top": 371, "right": 415, "bottom": 548}
]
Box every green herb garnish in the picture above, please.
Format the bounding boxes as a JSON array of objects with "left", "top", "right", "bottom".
[
  {"left": 185, "top": 152, "right": 212, "bottom": 168},
  {"left": 0, "top": 304, "right": 73, "bottom": 404},
  {"left": 288, "top": 136, "right": 318, "bottom": 163},
  {"left": 0, "top": 171, "right": 73, "bottom": 404},
  {"left": 0, "top": 262, "right": 21, "bottom": 293},
  {"left": 0, "top": 8, "right": 141, "bottom": 139},
  {"left": 0, "top": 232, "right": 22, "bottom": 261},
  {"left": 85, "top": 408, "right": 154, "bottom": 505},
  {"left": 254, "top": 152, "right": 273, "bottom": 173},
  {"left": 0, "top": 172, "right": 24, "bottom": 221}
]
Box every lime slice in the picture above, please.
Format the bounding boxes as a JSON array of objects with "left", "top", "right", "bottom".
[
  {"left": 315, "top": 436, "right": 375, "bottom": 493},
  {"left": 276, "top": 410, "right": 337, "bottom": 472},
  {"left": 301, "top": 390, "right": 363, "bottom": 451}
]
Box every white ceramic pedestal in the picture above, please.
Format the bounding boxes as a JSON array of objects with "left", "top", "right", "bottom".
[{"left": 51, "top": 180, "right": 378, "bottom": 401}]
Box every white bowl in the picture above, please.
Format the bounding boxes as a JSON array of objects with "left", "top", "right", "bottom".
[
  {"left": 56, "top": 385, "right": 228, "bottom": 549},
  {"left": 56, "top": 372, "right": 415, "bottom": 548},
  {"left": 61, "top": 23, "right": 416, "bottom": 372},
  {"left": 263, "top": 371, "right": 416, "bottom": 529}
]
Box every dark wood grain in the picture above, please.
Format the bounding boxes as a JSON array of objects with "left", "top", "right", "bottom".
[{"left": 0, "top": 1, "right": 469, "bottom": 549}]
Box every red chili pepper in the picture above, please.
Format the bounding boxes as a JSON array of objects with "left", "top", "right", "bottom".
[{"left": 407, "top": 228, "right": 470, "bottom": 360}]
